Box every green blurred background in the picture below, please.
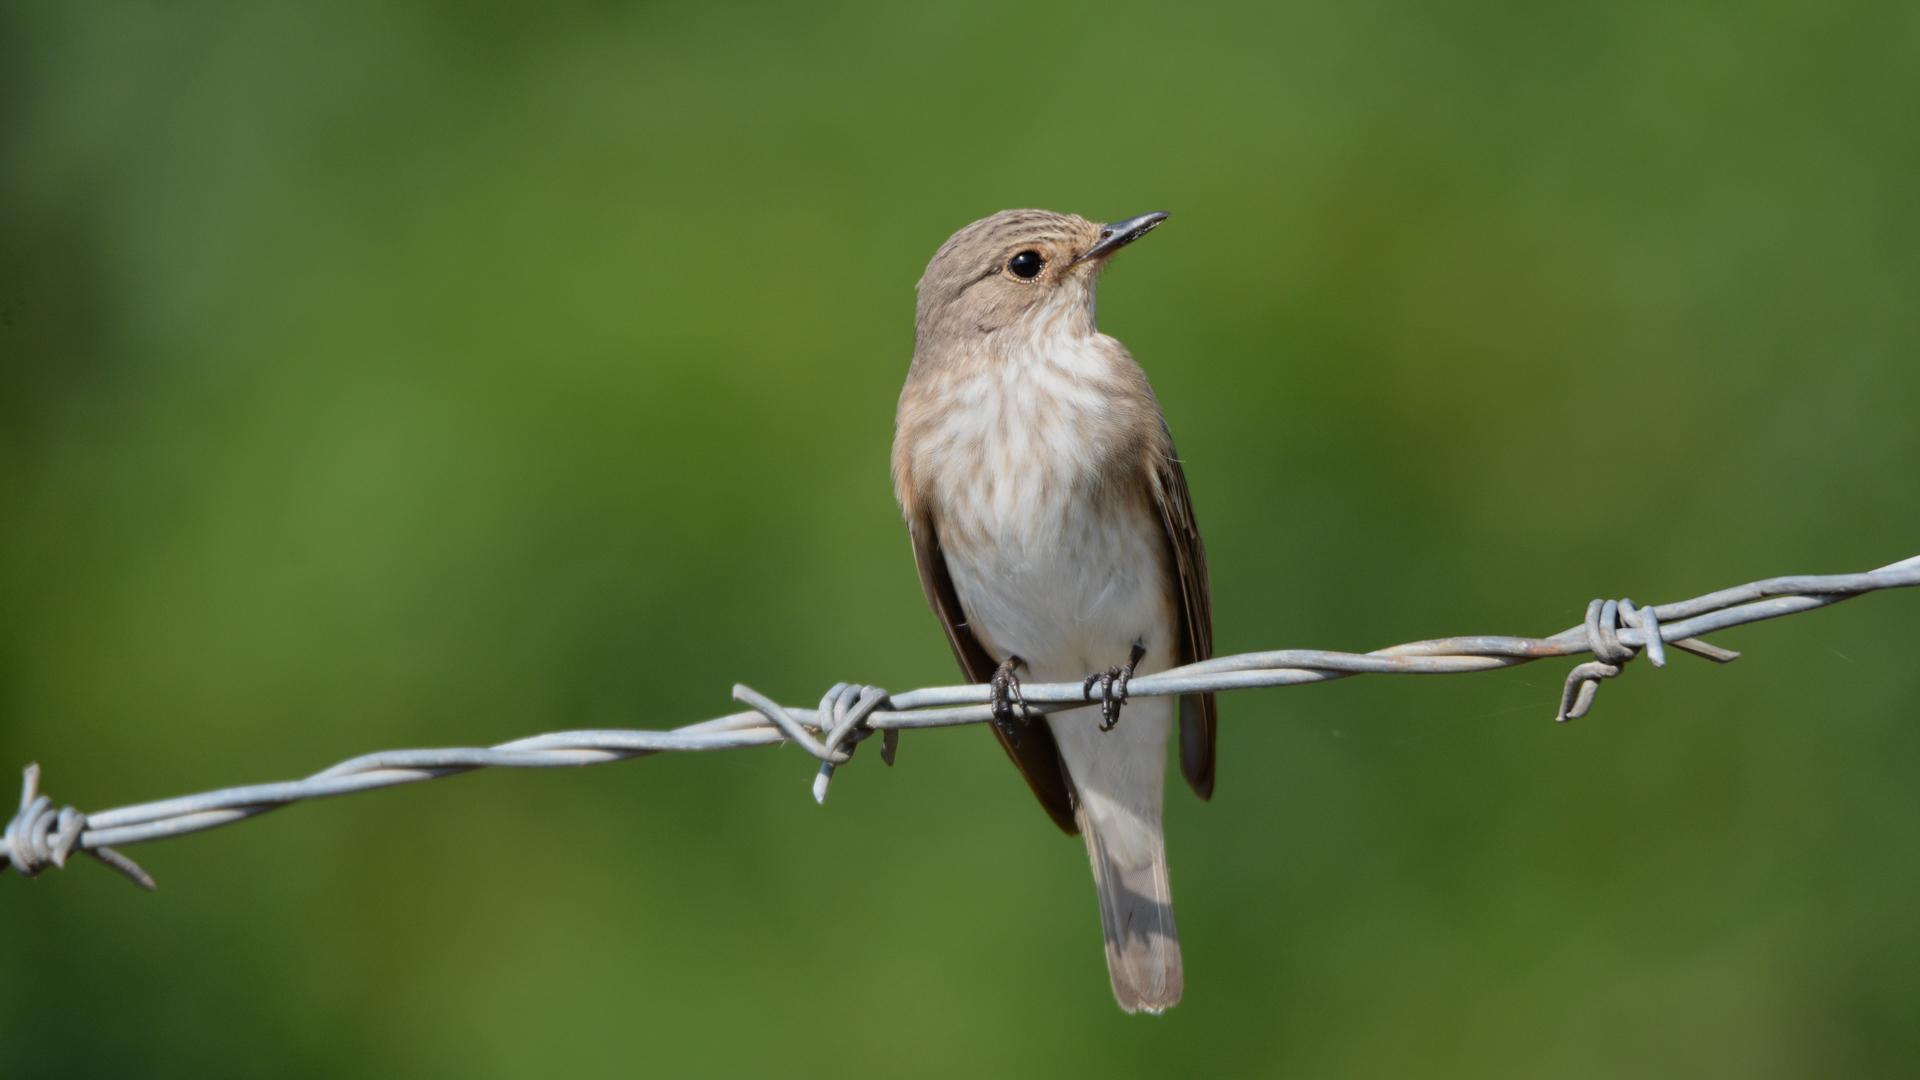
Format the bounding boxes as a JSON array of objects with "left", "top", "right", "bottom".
[{"left": 2, "top": 1, "right": 1916, "bottom": 1076}]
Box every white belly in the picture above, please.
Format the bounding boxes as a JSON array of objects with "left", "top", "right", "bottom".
[{"left": 941, "top": 492, "right": 1174, "bottom": 683}]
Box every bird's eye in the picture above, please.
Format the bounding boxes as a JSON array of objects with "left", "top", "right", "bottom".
[{"left": 1007, "top": 250, "right": 1043, "bottom": 279}]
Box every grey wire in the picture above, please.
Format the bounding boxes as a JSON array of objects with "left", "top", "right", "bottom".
[{"left": 5, "top": 553, "right": 1916, "bottom": 889}]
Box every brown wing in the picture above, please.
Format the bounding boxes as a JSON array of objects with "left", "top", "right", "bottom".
[
  {"left": 908, "top": 514, "right": 1080, "bottom": 834},
  {"left": 1151, "top": 446, "right": 1217, "bottom": 801}
]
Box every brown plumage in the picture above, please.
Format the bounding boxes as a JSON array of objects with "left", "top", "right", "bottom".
[{"left": 893, "top": 209, "right": 1215, "bottom": 1012}]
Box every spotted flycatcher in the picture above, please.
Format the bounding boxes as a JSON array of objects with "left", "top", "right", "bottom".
[{"left": 893, "top": 210, "right": 1215, "bottom": 1013}]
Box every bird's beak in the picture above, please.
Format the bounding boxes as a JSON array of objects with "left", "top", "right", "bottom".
[{"left": 1073, "top": 212, "right": 1170, "bottom": 265}]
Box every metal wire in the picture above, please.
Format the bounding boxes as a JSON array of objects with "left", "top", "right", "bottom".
[{"left": 6, "top": 553, "right": 1916, "bottom": 890}]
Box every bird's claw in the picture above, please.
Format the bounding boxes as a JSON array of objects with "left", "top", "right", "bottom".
[
  {"left": 990, "top": 658, "right": 1032, "bottom": 746},
  {"left": 1084, "top": 644, "right": 1146, "bottom": 732},
  {"left": 1084, "top": 665, "right": 1133, "bottom": 731}
]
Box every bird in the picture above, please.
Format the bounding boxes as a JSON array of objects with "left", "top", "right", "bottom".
[{"left": 892, "top": 209, "right": 1215, "bottom": 1013}]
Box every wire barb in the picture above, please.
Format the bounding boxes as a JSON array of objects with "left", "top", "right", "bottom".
[
  {"left": 808, "top": 683, "right": 890, "bottom": 803},
  {"left": 3, "top": 765, "right": 155, "bottom": 889},
  {"left": 1558, "top": 597, "right": 1642, "bottom": 721},
  {"left": 2, "top": 553, "right": 1914, "bottom": 888}
]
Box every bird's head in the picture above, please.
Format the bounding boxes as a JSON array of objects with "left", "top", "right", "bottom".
[{"left": 913, "top": 209, "right": 1168, "bottom": 352}]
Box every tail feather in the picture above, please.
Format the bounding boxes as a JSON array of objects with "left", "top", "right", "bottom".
[{"left": 1078, "top": 805, "right": 1182, "bottom": 1013}]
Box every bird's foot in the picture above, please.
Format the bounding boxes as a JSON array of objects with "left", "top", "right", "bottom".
[
  {"left": 990, "top": 657, "right": 1033, "bottom": 746},
  {"left": 1084, "top": 644, "right": 1147, "bottom": 732}
]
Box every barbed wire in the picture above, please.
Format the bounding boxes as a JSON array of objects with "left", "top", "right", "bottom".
[{"left": 6, "top": 553, "right": 1916, "bottom": 890}]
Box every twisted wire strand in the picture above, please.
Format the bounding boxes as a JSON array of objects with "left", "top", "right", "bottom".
[{"left": 6, "top": 553, "right": 1915, "bottom": 889}]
